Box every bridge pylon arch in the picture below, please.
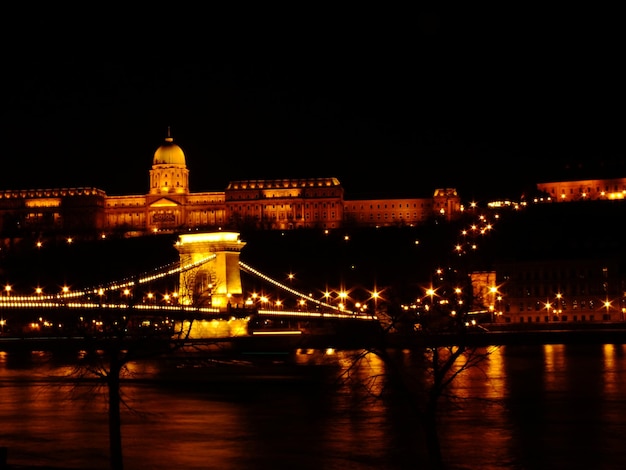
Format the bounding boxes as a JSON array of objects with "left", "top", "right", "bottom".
[{"left": 175, "top": 232, "right": 246, "bottom": 309}]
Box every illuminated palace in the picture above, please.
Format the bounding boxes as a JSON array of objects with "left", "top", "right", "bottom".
[
  {"left": 536, "top": 178, "right": 626, "bottom": 201},
  {"left": 0, "top": 132, "right": 461, "bottom": 238}
]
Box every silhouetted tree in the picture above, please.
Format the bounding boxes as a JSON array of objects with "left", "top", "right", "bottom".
[
  {"left": 340, "top": 309, "right": 497, "bottom": 468},
  {"left": 339, "top": 244, "right": 499, "bottom": 468},
  {"left": 68, "top": 288, "right": 194, "bottom": 470}
]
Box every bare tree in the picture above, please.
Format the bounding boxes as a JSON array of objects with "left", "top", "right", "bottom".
[
  {"left": 339, "top": 325, "right": 497, "bottom": 467},
  {"left": 337, "top": 266, "right": 500, "bottom": 469},
  {"left": 66, "top": 288, "right": 194, "bottom": 470}
]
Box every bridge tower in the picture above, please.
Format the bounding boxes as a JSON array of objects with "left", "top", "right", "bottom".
[{"left": 175, "top": 232, "right": 247, "bottom": 309}]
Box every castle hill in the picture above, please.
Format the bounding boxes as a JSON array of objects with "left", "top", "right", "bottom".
[{"left": 1, "top": 131, "right": 626, "bottom": 349}]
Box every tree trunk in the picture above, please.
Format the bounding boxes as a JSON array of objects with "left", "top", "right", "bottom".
[
  {"left": 423, "top": 404, "right": 443, "bottom": 470},
  {"left": 108, "top": 354, "right": 124, "bottom": 470}
]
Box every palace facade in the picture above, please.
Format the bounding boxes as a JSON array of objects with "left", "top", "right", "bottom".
[
  {"left": 536, "top": 178, "right": 626, "bottom": 201},
  {"left": 0, "top": 132, "right": 462, "bottom": 239}
]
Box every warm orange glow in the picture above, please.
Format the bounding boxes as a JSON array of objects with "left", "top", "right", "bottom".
[
  {"left": 178, "top": 231, "right": 240, "bottom": 245},
  {"left": 252, "top": 330, "right": 302, "bottom": 335},
  {"left": 25, "top": 198, "right": 61, "bottom": 208}
]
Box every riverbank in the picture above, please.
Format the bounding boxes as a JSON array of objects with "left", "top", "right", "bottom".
[
  {"left": 3, "top": 322, "right": 626, "bottom": 354},
  {"left": 401, "top": 321, "right": 626, "bottom": 347}
]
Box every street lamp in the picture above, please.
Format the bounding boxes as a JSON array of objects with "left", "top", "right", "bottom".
[
  {"left": 372, "top": 290, "right": 380, "bottom": 313},
  {"left": 545, "top": 300, "right": 552, "bottom": 319},
  {"left": 123, "top": 288, "right": 131, "bottom": 306},
  {"left": 339, "top": 291, "right": 347, "bottom": 310},
  {"left": 426, "top": 287, "right": 436, "bottom": 305}
]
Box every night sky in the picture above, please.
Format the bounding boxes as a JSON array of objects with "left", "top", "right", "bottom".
[{"left": 2, "top": 5, "right": 625, "bottom": 201}]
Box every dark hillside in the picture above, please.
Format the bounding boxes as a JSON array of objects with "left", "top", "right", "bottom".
[
  {"left": 1, "top": 224, "right": 466, "bottom": 301},
  {"left": 491, "top": 200, "right": 626, "bottom": 262},
  {"left": 239, "top": 224, "right": 465, "bottom": 299},
  {"left": 0, "top": 233, "right": 179, "bottom": 294}
]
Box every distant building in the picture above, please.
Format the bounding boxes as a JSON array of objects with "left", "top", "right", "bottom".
[
  {"left": 489, "top": 200, "right": 626, "bottom": 324},
  {"left": 343, "top": 188, "right": 460, "bottom": 228},
  {"left": 0, "top": 187, "right": 107, "bottom": 239},
  {"left": 0, "top": 131, "right": 461, "bottom": 240},
  {"left": 536, "top": 178, "right": 626, "bottom": 202},
  {"left": 224, "top": 178, "right": 344, "bottom": 230},
  {"left": 495, "top": 258, "right": 624, "bottom": 323}
]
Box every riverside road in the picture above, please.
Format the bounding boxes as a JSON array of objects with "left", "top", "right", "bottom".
[{"left": 3, "top": 323, "right": 626, "bottom": 354}]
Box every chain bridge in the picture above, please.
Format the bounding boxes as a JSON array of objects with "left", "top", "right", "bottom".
[{"left": 0, "top": 232, "right": 380, "bottom": 347}]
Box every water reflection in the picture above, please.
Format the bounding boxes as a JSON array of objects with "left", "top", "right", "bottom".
[{"left": 2, "top": 345, "right": 626, "bottom": 469}]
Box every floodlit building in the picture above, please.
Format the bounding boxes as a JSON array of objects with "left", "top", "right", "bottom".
[
  {"left": 225, "top": 177, "right": 345, "bottom": 230},
  {"left": 0, "top": 131, "right": 462, "bottom": 240},
  {"left": 495, "top": 257, "right": 624, "bottom": 323},
  {"left": 343, "top": 188, "right": 460, "bottom": 227},
  {"left": 536, "top": 178, "right": 626, "bottom": 202}
]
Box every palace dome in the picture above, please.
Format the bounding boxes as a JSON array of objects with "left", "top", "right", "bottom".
[{"left": 153, "top": 135, "right": 186, "bottom": 166}]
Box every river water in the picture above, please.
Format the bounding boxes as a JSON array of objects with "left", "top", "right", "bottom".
[{"left": 2, "top": 343, "right": 626, "bottom": 469}]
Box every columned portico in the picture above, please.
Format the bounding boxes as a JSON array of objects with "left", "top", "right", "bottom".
[{"left": 175, "top": 232, "right": 246, "bottom": 309}]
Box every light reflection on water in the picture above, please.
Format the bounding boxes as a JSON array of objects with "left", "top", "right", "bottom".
[
  {"left": 438, "top": 344, "right": 626, "bottom": 469},
  {"left": 2, "top": 345, "right": 626, "bottom": 469}
]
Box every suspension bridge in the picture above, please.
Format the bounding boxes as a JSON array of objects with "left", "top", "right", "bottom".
[{"left": 0, "top": 232, "right": 380, "bottom": 348}]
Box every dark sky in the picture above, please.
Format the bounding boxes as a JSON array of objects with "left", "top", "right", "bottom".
[{"left": 2, "top": 5, "right": 625, "bottom": 201}]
